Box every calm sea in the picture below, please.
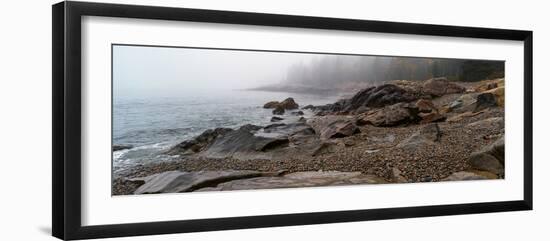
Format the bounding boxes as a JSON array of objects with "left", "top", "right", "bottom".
[{"left": 112, "top": 90, "right": 339, "bottom": 174}]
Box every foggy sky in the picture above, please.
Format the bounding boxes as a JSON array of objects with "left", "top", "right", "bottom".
[
  {"left": 113, "top": 45, "right": 319, "bottom": 98},
  {"left": 113, "top": 45, "right": 503, "bottom": 99}
]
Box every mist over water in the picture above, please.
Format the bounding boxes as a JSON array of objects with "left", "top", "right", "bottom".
[
  {"left": 112, "top": 45, "right": 337, "bottom": 173},
  {"left": 112, "top": 89, "right": 339, "bottom": 173},
  {"left": 113, "top": 45, "right": 319, "bottom": 98}
]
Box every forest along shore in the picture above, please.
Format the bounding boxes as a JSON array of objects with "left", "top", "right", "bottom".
[{"left": 113, "top": 77, "right": 505, "bottom": 195}]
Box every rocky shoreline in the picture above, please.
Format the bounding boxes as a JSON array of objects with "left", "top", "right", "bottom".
[{"left": 113, "top": 77, "right": 505, "bottom": 195}]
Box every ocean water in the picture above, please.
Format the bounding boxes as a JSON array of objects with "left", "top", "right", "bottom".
[{"left": 112, "top": 90, "right": 339, "bottom": 173}]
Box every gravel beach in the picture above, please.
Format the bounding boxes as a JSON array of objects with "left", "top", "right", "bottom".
[{"left": 113, "top": 78, "right": 505, "bottom": 195}]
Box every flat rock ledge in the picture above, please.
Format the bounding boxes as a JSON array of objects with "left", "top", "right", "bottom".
[
  {"left": 442, "top": 170, "right": 498, "bottom": 181},
  {"left": 128, "top": 170, "right": 386, "bottom": 194},
  {"left": 198, "top": 171, "right": 386, "bottom": 191},
  {"left": 130, "top": 170, "right": 264, "bottom": 194}
]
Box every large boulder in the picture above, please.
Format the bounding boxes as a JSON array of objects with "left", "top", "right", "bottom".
[
  {"left": 483, "top": 86, "right": 504, "bottom": 107},
  {"left": 204, "top": 124, "right": 288, "bottom": 156},
  {"left": 320, "top": 120, "right": 360, "bottom": 139},
  {"left": 392, "top": 79, "right": 424, "bottom": 94},
  {"left": 422, "top": 77, "right": 466, "bottom": 97},
  {"left": 264, "top": 98, "right": 299, "bottom": 113},
  {"left": 347, "top": 84, "right": 418, "bottom": 109},
  {"left": 448, "top": 91, "right": 500, "bottom": 113},
  {"left": 166, "top": 128, "right": 233, "bottom": 155},
  {"left": 467, "top": 136, "right": 505, "bottom": 176},
  {"left": 474, "top": 92, "right": 498, "bottom": 112},
  {"left": 413, "top": 99, "right": 445, "bottom": 123},
  {"left": 397, "top": 123, "right": 441, "bottom": 151},
  {"left": 263, "top": 101, "right": 280, "bottom": 109},
  {"left": 307, "top": 115, "right": 353, "bottom": 133},
  {"left": 316, "top": 84, "right": 418, "bottom": 113},
  {"left": 449, "top": 93, "right": 478, "bottom": 112},
  {"left": 287, "top": 125, "right": 317, "bottom": 146},
  {"left": 356, "top": 102, "right": 420, "bottom": 127},
  {"left": 201, "top": 123, "right": 317, "bottom": 159},
  {"left": 167, "top": 123, "right": 309, "bottom": 159},
  {"left": 474, "top": 78, "right": 504, "bottom": 92},
  {"left": 279, "top": 98, "right": 299, "bottom": 110}
]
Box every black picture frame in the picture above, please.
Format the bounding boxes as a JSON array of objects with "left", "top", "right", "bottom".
[{"left": 52, "top": 1, "right": 533, "bottom": 240}]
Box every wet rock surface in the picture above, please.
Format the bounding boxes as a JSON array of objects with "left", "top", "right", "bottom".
[
  {"left": 113, "top": 144, "right": 133, "bottom": 151},
  {"left": 165, "top": 128, "right": 233, "bottom": 155},
  {"left": 120, "top": 170, "right": 388, "bottom": 194},
  {"left": 201, "top": 124, "right": 291, "bottom": 159}
]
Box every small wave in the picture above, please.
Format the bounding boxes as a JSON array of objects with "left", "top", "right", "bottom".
[
  {"left": 130, "top": 141, "right": 173, "bottom": 151},
  {"left": 112, "top": 141, "right": 180, "bottom": 172},
  {"left": 112, "top": 149, "right": 131, "bottom": 161}
]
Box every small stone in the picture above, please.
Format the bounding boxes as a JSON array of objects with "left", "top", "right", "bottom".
[{"left": 421, "top": 176, "right": 433, "bottom": 182}]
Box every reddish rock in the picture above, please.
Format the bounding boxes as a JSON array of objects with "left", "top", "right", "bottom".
[
  {"left": 419, "top": 112, "right": 446, "bottom": 124},
  {"left": 357, "top": 102, "right": 420, "bottom": 127},
  {"left": 415, "top": 99, "right": 437, "bottom": 113},
  {"left": 422, "top": 77, "right": 465, "bottom": 97}
]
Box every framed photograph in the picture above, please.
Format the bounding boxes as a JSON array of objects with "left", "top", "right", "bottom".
[{"left": 52, "top": 1, "right": 533, "bottom": 240}]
